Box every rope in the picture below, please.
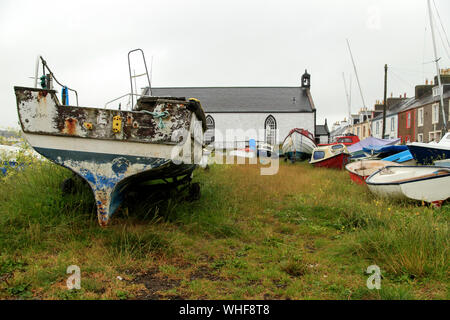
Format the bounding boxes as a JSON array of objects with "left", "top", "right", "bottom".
[{"left": 141, "top": 110, "right": 170, "bottom": 128}]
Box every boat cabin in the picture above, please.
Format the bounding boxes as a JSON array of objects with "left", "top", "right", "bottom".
[{"left": 310, "top": 144, "right": 348, "bottom": 163}]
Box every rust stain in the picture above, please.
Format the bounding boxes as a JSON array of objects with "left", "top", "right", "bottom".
[
  {"left": 37, "top": 91, "right": 48, "bottom": 103},
  {"left": 38, "top": 91, "right": 48, "bottom": 98},
  {"left": 63, "top": 118, "right": 78, "bottom": 135},
  {"left": 126, "top": 115, "right": 133, "bottom": 125}
]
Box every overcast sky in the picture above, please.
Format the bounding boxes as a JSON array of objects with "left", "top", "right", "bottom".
[{"left": 1, "top": 0, "right": 449, "bottom": 130}]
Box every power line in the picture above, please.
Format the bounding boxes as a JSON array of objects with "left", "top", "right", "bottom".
[{"left": 389, "top": 70, "right": 415, "bottom": 89}]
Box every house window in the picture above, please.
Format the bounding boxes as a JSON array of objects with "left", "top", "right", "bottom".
[
  {"left": 417, "top": 133, "right": 423, "bottom": 142},
  {"left": 406, "top": 112, "right": 411, "bottom": 129},
  {"left": 418, "top": 108, "right": 424, "bottom": 127},
  {"left": 433, "top": 86, "right": 441, "bottom": 97},
  {"left": 264, "top": 115, "right": 277, "bottom": 146},
  {"left": 390, "top": 117, "right": 395, "bottom": 131},
  {"left": 429, "top": 131, "right": 441, "bottom": 142},
  {"left": 204, "top": 115, "right": 215, "bottom": 145},
  {"left": 432, "top": 103, "right": 439, "bottom": 124},
  {"left": 357, "top": 127, "right": 360, "bottom": 137},
  {"left": 376, "top": 122, "right": 379, "bottom": 135}
]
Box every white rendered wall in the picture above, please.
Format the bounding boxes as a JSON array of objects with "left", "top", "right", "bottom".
[
  {"left": 207, "top": 112, "right": 315, "bottom": 148},
  {"left": 371, "top": 115, "right": 398, "bottom": 139},
  {"left": 319, "top": 135, "right": 329, "bottom": 144}
]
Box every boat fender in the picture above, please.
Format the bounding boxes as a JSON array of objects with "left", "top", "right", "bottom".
[{"left": 187, "top": 98, "right": 207, "bottom": 131}]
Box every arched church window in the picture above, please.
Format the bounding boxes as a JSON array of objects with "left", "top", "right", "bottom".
[
  {"left": 264, "top": 115, "right": 277, "bottom": 145},
  {"left": 205, "top": 115, "right": 215, "bottom": 145}
]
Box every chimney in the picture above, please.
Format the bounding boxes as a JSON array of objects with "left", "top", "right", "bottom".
[
  {"left": 426, "top": 79, "right": 428, "bottom": 85},
  {"left": 404, "top": 93, "right": 406, "bottom": 98}
]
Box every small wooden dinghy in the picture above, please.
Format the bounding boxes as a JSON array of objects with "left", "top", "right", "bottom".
[
  {"left": 282, "top": 128, "right": 316, "bottom": 162},
  {"left": 15, "top": 52, "right": 206, "bottom": 226},
  {"left": 310, "top": 144, "right": 350, "bottom": 169},
  {"left": 366, "top": 166, "right": 450, "bottom": 207},
  {"left": 345, "top": 160, "right": 400, "bottom": 185}
]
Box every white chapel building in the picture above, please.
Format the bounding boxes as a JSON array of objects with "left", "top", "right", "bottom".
[{"left": 152, "top": 70, "right": 317, "bottom": 149}]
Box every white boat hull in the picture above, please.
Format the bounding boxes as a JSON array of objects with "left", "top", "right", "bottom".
[{"left": 366, "top": 166, "right": 450, "bottom": 204}]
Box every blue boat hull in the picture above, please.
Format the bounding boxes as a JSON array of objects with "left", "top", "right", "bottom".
[
  {"left": 34, "top": 147, "right": 197, "bottom": 225},
  {"left": 407, "top": 145, "right": 450, "bottom": 165}
]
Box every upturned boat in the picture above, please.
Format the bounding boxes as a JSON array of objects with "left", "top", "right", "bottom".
[
  {"left": 282, "top": 128, "right": 316, "bottom": 162},
  {"left": 366, "top": 165, "right": 450, "bottom": 207},
  {"left": 14, "top": 51, "right": 206, "bottom": 226},
  {"left": 407, "top": 132, "right": 450, "bottom": 164},
  {"left": 345, "top": 160, "right": 399, "bottom": 185},
  {"left": 309, "top": 144, "right": 350, "bottom": 169}
]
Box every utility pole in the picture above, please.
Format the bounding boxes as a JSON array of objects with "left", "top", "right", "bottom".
[
  {"left": 427, "top": 0, "right": 447, "bottom": 134},
  {"left": 382, "top": 64, "right": 388, "bottom": 138}
]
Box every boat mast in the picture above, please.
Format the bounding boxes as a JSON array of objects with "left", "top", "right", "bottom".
[
  {"left": 346, "top": 39, "right": 367, "bottom": 110},
  {"left": 427, "top": 0, "right": 447, "bottom": 133},
  {"left": 342, "top": 72, "right": 352, "bottom": 132},
  {"left": 347, "top": 39, "right": 372, "bottom": 136}
]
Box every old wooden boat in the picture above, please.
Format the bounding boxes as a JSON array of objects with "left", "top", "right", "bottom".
[
  {"left": 309, "top": 144, "right": 350, "bottom": 169},
  {"left": 366, "top": 166, "right": 450, "bottom": 207},
  {"left": 345, "top": 160, "right": 399, "bottom": 185},
  {"left": 282, "top": 128, "right": 316, "bottom": 162},
  {"left": 407, "top": 132, "right": 450, "bottom": 164},
  {"left": 14, "top": 52, "right": 206, "bottom": 226}
]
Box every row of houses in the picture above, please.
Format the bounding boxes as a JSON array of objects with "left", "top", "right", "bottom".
[{"left": 331, "top": 69, "right": 450, "bottom": 144}]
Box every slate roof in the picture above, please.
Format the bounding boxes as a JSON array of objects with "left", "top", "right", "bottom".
[
  {"left": 372, "top": 84, "right": 450, "bottom": 121},
  {"left": 316, "top": 124, "right": 330, "bottom": 136},
  {"left": 147, "top": 87, "right": 315, "bottom": 113}
]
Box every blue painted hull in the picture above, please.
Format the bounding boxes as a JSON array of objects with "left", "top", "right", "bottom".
[
  {"left": 34, "top": 147, "right": 197, "bottom": 225},
  {"left": 381, "top": 150, "right": 414, "bottom": 163},
  {"left": 407, "top": 145, "right": 450, "bottom": 165}
]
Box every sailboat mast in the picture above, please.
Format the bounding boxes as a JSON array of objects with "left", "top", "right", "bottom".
[
  {"left": 427, "top": 0, "right": 447, "bottom": 133},
  {"left": 342, "top": 72, "right": 352, "bottom": 129},
  {"left": 346, "top": 39, "right": 367, "bottom": 110}
]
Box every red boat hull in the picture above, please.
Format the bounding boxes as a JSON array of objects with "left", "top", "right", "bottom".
[
  {"left": 312, "top": 153, "right": 349, "bottom": 170},
  {"left": 348, "top": 171, "right": 368, "bottom": 185}
]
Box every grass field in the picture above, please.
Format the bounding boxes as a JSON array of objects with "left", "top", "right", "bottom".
[{"left": 0, "top": 158, "right": 448, "bottom": 300}]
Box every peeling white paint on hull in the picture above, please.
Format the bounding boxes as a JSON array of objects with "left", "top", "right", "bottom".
[{"left": 15, "top": 86, "right": 206, "bottom": 226}]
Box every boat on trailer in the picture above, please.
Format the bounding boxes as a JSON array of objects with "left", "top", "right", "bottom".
[
  {"left": 14, "top": 51, "right": 206, "bottom": 226},
  {"left": 366, "top": 165, "right": 450, "bottom": 207},
  {"left": 309, "top": 143, "right": 350, "bottom": 169},
  {"left": 345, "top": 160, "right": 399, "bottom": 185},
  {"left": 282, "top": 128, "right": 316, "bottom": 162}
]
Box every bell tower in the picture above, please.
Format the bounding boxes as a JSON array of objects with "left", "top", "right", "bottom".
[{"left": 301, "top": 69, "right": 311, "bottom": 88}]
